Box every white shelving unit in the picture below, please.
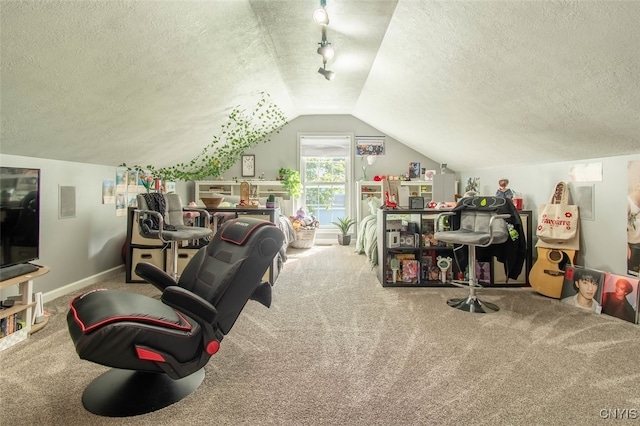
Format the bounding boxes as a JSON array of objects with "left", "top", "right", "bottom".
[
  {"left": 0, "top": 265, "right": 49, "bottom": 351},
  {"left": 356, "top": 180, "right": 435, "bottom": 225},
  {"left": 194, "top": 180, "right": 293, "bottom": 216}
]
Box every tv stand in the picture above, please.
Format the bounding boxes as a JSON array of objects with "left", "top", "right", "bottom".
[
  {"left": 0, "top": 263, "right": 39, "bottom": 282},
  {"left": 0, "top": 265, "right": 49, "bottom": 351}
]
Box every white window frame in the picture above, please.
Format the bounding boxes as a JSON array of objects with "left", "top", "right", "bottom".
[{"left": 297, "top": 133, "right": 355, "bottom": 232}]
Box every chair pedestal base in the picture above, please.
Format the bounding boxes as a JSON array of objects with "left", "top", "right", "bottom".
[
  {"left": 82, "top": 368, "right": 205, "bottom": 417},
  {"left": 447, "top": 296, "right": 499, "bottom": 313}
]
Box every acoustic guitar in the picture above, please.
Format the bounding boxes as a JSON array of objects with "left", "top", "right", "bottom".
[
  {"left": 529, "top": 181, "right": 577, "bottom": 298},
  {"left": 529, "top": 247, "right": 576, "bottom": 298}
]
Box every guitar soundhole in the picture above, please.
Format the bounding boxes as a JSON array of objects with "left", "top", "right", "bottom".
[{"left": 548, "top": 250, "right": 562, "bottom": 262}]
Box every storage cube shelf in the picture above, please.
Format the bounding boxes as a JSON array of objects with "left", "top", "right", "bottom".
[
  {"left": 376, "top": 209, "right": 531, "bottom": 288},
  {"left": 125, "top": 208, "right": 208, "bottom": 283}
]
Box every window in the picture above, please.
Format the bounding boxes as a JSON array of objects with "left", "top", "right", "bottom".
[{"left": 298, "top": 134, "right": 352, "bottom": 229}]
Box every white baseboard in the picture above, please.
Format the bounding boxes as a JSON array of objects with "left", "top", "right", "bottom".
[{"left": 42, "top": 265, "right": 125, "bottom": 304}]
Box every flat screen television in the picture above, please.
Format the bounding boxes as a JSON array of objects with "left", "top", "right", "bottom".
[{"left": 0, "top": 167, "right": 41, "bottom": 276}]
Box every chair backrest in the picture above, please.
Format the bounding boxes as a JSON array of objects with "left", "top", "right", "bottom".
[
  {"left": 136, "top": 193, "right": 185, "bottom": 227},
  {"left": 177, "top": 217, "right": 284, "bottom": 334},
  {"left": 163, "top": 193, "right": 185, "bottom": 226},
  {"left": 454, "top": 196, "right": 511, "bottom": 245}
]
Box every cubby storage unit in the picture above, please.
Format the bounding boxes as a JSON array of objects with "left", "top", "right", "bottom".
[
  {"left": 0, "top": 265, "right": 49, "bottom": 351},
  {"left": 125, "top": 207, "right": 207, "bottom": 283},
  {"left": 377, "top": 209, "right": 456, "bottom": 287},
  {"left": 376, "top": 208, "right": 531, "bottom": 287}
]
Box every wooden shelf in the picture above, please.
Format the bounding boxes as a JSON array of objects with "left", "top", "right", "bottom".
[
  {"left": 0, "top": 265, "right": 49, "bottom": 351},
  {"left": 29, "top": 316, "right": 49, "bottom": 335},
  {"left": 0, "top": 265, "right": 50, "bottom": 289}
]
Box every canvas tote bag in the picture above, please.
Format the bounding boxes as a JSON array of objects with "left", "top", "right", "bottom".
[{"left": 536, "top": 182, "right": 580, "bottom": 250}]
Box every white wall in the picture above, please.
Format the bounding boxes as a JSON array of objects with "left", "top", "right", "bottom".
[
  {"left": 181, "top": 114, "right": 442, "bottom": 219},
  {"left": 1, "top": 154, "right": 126, "bottom": 300},
  {"left": 461, "top": 154, "right": 640, "bottom": 276},
  {"left": 5, "top": 117, "right": 634, "bottom": 300}
]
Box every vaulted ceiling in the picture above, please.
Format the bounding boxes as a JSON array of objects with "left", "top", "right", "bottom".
[{"left": 1, "top": 1, "right": 638, "bottom": 172}]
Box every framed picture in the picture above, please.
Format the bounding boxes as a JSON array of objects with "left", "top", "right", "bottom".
[
  {"left": 409, "top": 162, "right": 420, "bottom": 178},
  {"left": 241, "top": 154, "right": 255, "bottom": 177}
]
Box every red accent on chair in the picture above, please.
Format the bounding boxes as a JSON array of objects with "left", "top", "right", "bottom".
[
  {"left": 206, "top": 341, "right": 220, "bottom": 355},
  {"left": 136, "top": 347, "right": 166, "bottom": 362}
]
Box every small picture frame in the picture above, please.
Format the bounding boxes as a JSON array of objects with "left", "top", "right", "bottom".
[
  {"left": 241, "top": 154, "right": 255, "bottom": 177},
  {"left": 409, "top": 196, "right": 424, "bottom": 209},
  {"left": 409, "top": 162, "right": 420, "bottom": 179}
]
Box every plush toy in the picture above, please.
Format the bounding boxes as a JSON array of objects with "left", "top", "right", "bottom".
[{"left": 295, "top": 207, "right": 306, "bottom": 220}]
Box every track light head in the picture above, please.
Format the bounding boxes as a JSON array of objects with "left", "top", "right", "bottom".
[
  {"left": 317, "top": 42, "right": 334, "bottom": 60},
  {"left": 318, "top": 66, "right": 335, "bottom": 81},
  {"left": 313, "top": 8, "right": 329, "bottom": 25}
]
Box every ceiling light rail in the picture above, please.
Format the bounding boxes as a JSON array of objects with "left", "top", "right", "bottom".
[{"left": 313, "top": 0, "right": 335, "bottom": 81}]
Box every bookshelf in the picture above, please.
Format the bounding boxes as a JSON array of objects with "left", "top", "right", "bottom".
[{"left": 0, "top": 265, "right": 49, "bottom": 351}]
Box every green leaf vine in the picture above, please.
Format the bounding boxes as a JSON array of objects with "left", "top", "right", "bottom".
[{"left": 120, "top": 92, "right": 288, "bottom": 182}]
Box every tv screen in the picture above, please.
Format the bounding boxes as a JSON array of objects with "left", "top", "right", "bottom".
[{"left": 0, "top": 167, "right": 41, "bottom": 269}]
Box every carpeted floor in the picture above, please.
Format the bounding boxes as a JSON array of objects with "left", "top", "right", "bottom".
[{"left": 1, "top": 244, "right": 640, "bottom": 425}]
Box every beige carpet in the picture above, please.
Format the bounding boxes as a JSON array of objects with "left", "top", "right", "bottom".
[{"left": 1, "top": 244, "right": 640, "bottom": 425}]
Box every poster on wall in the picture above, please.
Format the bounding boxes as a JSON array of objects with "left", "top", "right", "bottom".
[
  {"left": 355, "top": 136, "right": 385, "bottom": 156},
  {"left": 102, "top": 179, "right": 115, "bottom": 205},
  {"left": 628, "top": 160, "right": 640, "bottom": 277}
]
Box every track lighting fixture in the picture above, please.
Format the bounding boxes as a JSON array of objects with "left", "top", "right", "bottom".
[
  {"left": 318, "top": 65, "right": 335, "bottom": 81},
  {"left": 314, "top": 0, "right": 335, "bottom": 81}
]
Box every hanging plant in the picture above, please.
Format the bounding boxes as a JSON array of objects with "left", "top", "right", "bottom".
[{"left": 121, "top": 92, "right": 288, "bottom": 181}]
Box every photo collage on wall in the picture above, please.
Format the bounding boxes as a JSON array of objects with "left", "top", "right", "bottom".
[
  {"left": 114, "top": 168, "right": 175, "bottom": 217},
  {"left": 561, "top": 265, "right": 640, "bottom": 324}
]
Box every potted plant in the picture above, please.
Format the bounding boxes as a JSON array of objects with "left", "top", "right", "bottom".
[
  {"left": 332, "top": 216, "right": 356, "bottom": 245},
  {"left": 278, "top": 167, "right": 302, "bottom": 198}
]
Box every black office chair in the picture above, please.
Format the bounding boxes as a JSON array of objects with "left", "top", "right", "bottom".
[
  {"left": 136, "top": 193, "right": 212, "bottom": 280},
  {"left": 434, "top": 196, "right": 513, "bottom": 313},
  {"left": 67, "top": 217, "right": 284, "bottom": 417}
]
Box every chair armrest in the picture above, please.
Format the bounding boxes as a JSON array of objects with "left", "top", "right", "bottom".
[
  {"left": 161, "top": 286, "right": 223, "bottom": 343},
  {"left": 183, "top": 207, "right": 211, "bottom": 228},
  {"left": 435, "top": 211, "right": 456, "bottom": 232},
  {"left": 135, "top": 208, "right": 170, "bottom": 243},
  {"left": 483, "top": 213, "right": 513, "bottom": 247},
  {"left": 135, "top": 262, "right": 177, "bottom": 292}
]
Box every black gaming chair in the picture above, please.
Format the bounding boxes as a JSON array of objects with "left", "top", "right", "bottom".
[{"left": 67, "top": 217, "right": 284, "bottom": 417}]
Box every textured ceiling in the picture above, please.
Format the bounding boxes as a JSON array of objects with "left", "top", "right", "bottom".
[{"left": 1, "top": 0, "right": 638, "bottom": 172}]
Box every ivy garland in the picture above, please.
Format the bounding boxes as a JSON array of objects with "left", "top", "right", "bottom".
[{"left": 120, "top": 92, "right": 288, "bottom": 182}]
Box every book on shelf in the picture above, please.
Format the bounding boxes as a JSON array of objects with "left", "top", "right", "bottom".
[
  {"left": 402, "top": 260, "right": 420, "bottom": 284},
  {"left": 421, "top": 255, "right": 433, "bottom": 280},
  {"left": 476, "top": 261, "right": 491, "bottom": 284}
]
